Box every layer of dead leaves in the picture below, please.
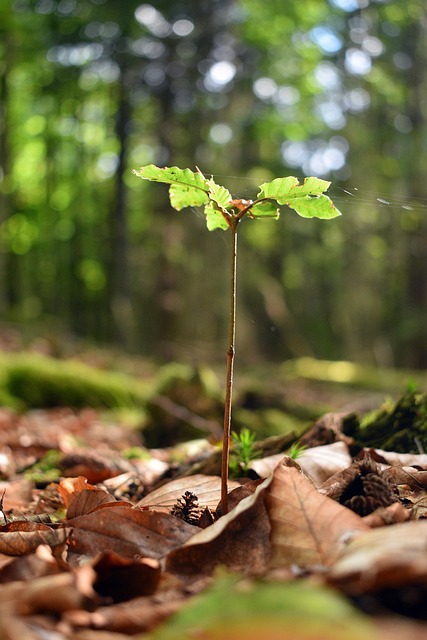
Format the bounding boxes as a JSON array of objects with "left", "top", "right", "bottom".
[{"left": 1, "top": 406, "right": 427, "bottom": 638}]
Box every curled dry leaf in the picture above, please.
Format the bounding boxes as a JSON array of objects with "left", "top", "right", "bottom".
[
  {"left": 265, "top": 458, "right": 369, "bottom": 569},
  {"left": 66, "top": 488, "right": 119, "bottom": 519},
  {"left": 362, "top": 502, "right": 411, "bottom": 528},
  {"left": 57, "top": 476, "right": 99, "bottom": 508},
  {"left": 373, "top": 449, "right": 427, "bottom": 469},
  {"left": 0, "top": 521, "right": 71, "bottom": 557},
  {"left": 329, "top": 520, "right": 427, "bottom": 595},
  {"left": 137, "top": 474, "right": 240, "bottom": 512},
  {"left": 166, "top": 477, "right": 271, "bottom": 577},
  {"left": 382, "top": 465, "right": 427, "bottom": 491}
]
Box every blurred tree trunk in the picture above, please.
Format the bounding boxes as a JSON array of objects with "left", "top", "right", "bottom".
[
  {"left": 109, "top": 75, "right": 137, "bottom": 350},
  {"left": 401, "top": 16, "right": 427, "bottom": 368}
]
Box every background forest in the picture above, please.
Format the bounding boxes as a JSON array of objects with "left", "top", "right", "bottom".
[{"left": 0, "top": 0, "right": 426, "bottom": 370}]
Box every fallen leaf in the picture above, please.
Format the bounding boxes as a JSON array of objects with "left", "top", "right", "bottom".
[
  {"left": 296, "top": 441, "right": 352, "bottom": 486},
  {"left": 248, "top": 453, "right": 283, "bottom": 478},
  {"left": 0, "top": 544, "right": 61, "bottom": 583},
  {"left": 329, "top": 520, "right": 427, "bottom": 613},
  {"left": 66, "top": 505, "right": 199, "bottom": 562},
  {"left": 373, "top": 449, "right": 427, "bottom": 469},
  {"left": 0, "top": 521, "right": 71, "bottom": 557},
  {"left": 59, "top": 449, "right": 130, "bottom": 483},
  {"left": 362, "top": 502, "right": 411, "bottom": 527},
  {"left": 265, "top": 458, "right": 369, "bottom": 568},
  {"left": 66, "top": 488, "right": 119, "bottom": 519},
  {"left": 0, "top": 570, "right": 96, "bottom": 616},
  {"left": 137, "top": 474, "right": 240, "bottom": 512},
  {"left": 65, "top": 592, "right": 185, "bottom": 635},
  {"left": 166, "top": 477, "right": 271, "bottom": 576},
  {"left": 58, "top": 476, "right": 100, "bottom": 508}
]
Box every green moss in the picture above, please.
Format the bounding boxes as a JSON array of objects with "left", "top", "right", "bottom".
[
  {"left": 24, "top": 449, "right": 62, "bottom": 484},
  {"left": 343, "top": 391, "right": 427, "bottom": 452},
  {"left": 0, "top": 352, "right": 148, "bottom": 410}
]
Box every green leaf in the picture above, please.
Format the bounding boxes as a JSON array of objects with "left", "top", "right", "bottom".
[
  {"left": 133, "top": 165, "right": 209, "bottom": 211},
  {"left": 289, "top": 194, "right": 341, "bottom": 219},
  {"left": 204, "top": 203, "right": 230, "bottom": 231},
  {"left": 248, "top": 200, "right": 280, "bottom": 219},
  {"left": 258, "top": 176, "right": 299, "bottom": 201},
  {"left": 257, "top": 176, "right": 342, "bottom": 220},
  {"left": 207, "top": 179, "right": 232, "bottom": 212},
  {"left": 203, "top": 179, "right": 232, "bottom": 231}
]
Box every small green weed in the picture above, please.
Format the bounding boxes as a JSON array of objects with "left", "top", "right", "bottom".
[
  {"left": 229, "top": 427, "right": 260, "bottom": 477},
  {"left": 288, "top": 441, "right": 307, "bottom": 459}
]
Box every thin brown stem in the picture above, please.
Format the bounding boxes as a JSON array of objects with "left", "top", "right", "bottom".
[{"left": 221, "top": 219, "right": 238, "bottom": 515}]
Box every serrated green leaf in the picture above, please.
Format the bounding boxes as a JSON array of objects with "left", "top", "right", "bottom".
[
  {"left": 133, "top": 165, "right": 209, "bottom": 211},
  {"left": 257, "top": 176, "right": 299, "bottom": 201},
  {"left": 207, "top": 179, "right": 232, "bottom": 209},
  {"left": 204, "top": 203, "right": 230, "bottom": 231},
  {"left": 289, "top": 195, "right": 341, "bottom": 219},
  {"left": 248, "top": 200, "right": 280, "bottom": 219},
  {"left": 200, "top": 179, "right": 233, "bottom": 231},
  {"left": 170, "top": 183, "right": 209, "bottom": 210},
  {"left": 257, "top": 176, "right": 341, "bottom": 220}
]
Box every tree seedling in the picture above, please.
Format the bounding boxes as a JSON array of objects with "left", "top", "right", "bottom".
[{"left": 133, "top": 165, "right": 342, "bottom": 514}]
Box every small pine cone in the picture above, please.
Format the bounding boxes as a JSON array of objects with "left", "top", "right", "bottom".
[
  {"left": 344, "top": 494, "right": 382, "bottom": 517},
  {"left": 362, "top": 473, "right": 398, "bottom": 507}
]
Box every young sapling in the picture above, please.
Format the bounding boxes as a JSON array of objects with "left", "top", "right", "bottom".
[{"left": 133, "top": 165, "right": 342, "bottom": 514}]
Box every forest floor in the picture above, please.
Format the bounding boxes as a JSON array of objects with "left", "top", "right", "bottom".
[{"left": 0, "top": 334, "right": 427, "bottom": 639}]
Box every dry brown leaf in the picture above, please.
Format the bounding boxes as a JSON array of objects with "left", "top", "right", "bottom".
[
  {"left": 65, "top": 593, "right": 185, "bottom": 635},
  {"left": 137, "top": 474, "right": 240, "bottom": 512},
  {"left": 249, "top": 443, "right": 351, "bottom": 486},
  {"left": 1, "top": 478, "right": 34, "bottom": 514},
  {"left": 296, "top": 442, "right": 352, "bottom": 486},
  {"left": 0, "top": 544, "right": 61, "bottom": 583},
  {"left": 248, "top": 453, "right": 283, "bottom": 478},
  {"left": 66, "top": 505, "right": 199, "bottom": 562},
  {"left": 66, "top": 488, "right": 119, "bottom": 519},
  {"left": 329, "top": 520, "right": 427, "bottom": 595},
  {"left": 59, "top": 450, "right": 130, "bottom": 483},
  {"left": 0, "top": 521, "right": 71, "bottom": 557},
  {"left": 166, "top": 477, "right": 271, "bottom": 577},
  {"left": 382, "top": 465, "right": 427, "bottom": 489},
  {"left": 362, "top": 502, "right": 411, "bottom": 527},
  {"left": 265, "top": 458, "right": 369, "bottom": 569},
  {"left": 0, "top": 570, "right": 96, "bottom": 616},
  {"left": 58, "top": 476, "right": 100, "bottom": 508},
  {"left": 373, "top": 449, "right": 427, "bottom": 469}
]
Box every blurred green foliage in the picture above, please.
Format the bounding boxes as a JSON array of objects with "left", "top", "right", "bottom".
[
  {"left": 149, "top": 573, "right": 376, "bottom": 640},
  {"left": 0, "top": 0, "right": 426, "bottom": 367}
]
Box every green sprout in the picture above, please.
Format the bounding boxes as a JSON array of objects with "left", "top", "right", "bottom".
[
  {"left": 229, "top": 427, "right": 261, "bottom": 477},
  {"left": 288, "top": 441, "right": 307, "bottom": 460}
]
